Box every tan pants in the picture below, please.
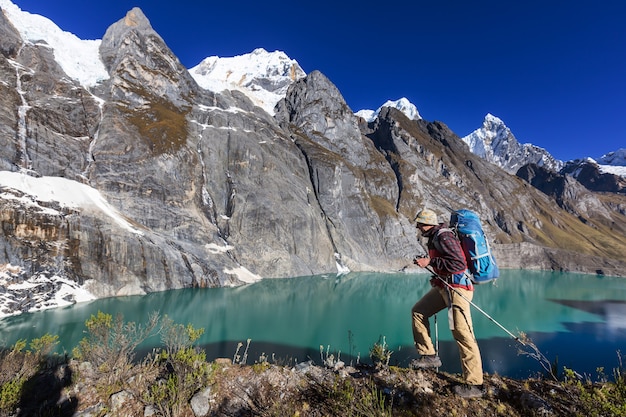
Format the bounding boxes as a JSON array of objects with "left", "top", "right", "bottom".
[{"left": 411, "top": 286, "right": 484, "bottom": 385}]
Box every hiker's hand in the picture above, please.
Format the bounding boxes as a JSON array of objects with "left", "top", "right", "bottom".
[{"left": 414, "top": 256, "right": 430, "bottom": 268}]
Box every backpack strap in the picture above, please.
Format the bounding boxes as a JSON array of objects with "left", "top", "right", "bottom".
[{"left": 433, "top": 227, "right": 455, "bottom": 253}]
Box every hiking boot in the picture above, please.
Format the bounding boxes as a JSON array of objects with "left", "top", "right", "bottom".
[
  {"left": 409, "top": 355, "right": 442, "bottom": 369},
  {"left": 453, "top": 384, "right": 484, "bottom": 399}
]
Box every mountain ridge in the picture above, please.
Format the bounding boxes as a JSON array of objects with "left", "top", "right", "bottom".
[{"left": 2, "top": 0, "right": 622, "bottom": 170}]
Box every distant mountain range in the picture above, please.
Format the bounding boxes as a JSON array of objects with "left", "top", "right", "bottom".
[
  {"left": 3, "top": 0, "right": 620, "bottom": 178},
  {"left": 188, "top": 44, "right": 626, "bottom": 183},
  {"left": 355, "top": 98, "right": 422, "bottom": 123},
  {"left": 358, "top": 105, "right": 625, "bottom": 181}
]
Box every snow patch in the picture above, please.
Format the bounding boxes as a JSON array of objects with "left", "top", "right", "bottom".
[
  {"left": 598, "top": 164, "right": 626, "bottom": 177},
  {"left": 0, "top": 264, "right": 95, "bottom": 318},
  {"left": 224, "top": 266, "right": 262, "bottom": 284},
  {"left": 206, "top": 243, "right": 234, "bottom": 254},
  {"left": 0, "top": 171, "right": 142, "bottom": 235}
]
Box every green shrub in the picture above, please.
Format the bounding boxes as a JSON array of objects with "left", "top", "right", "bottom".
[
  {"left": 564, "top": 353, "right": 626, "bottom": 417},
  {"left": 0, "top": 378, "right": 24, "bottom": 413},
  {"left": 369, "top": 336, "right": 392, "bottom": 367},
  {"left": 73, "top": 311, "right": 159, "bottom": 395},
  {"left": 144, "top": 317, "right": 213, "bottom": 417},
  {"left": 308, "top": 374, "right": 392, "bottom": 417}
]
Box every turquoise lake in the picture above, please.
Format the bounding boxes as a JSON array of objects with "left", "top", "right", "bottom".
[{"left": 1, "top": 270, "right": 625, "bottom": 379}]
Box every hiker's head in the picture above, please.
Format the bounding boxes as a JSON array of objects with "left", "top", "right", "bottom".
[{"left": 414, "top": 208, "right": 438, "bottom": 231}]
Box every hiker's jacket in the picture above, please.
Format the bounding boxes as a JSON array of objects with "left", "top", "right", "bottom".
[{"left": 425, "top": 224, "right": 473, "bottom": 291}]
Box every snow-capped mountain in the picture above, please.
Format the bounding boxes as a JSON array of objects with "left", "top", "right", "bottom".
[
  {"left": 579, "top": 152, "right": 626, "bottom": 178},
  {"left": 1, "top": 0, "right": 618, "bottom": 177},
  {"left": 462, "top": 113, "right": 564, "bottom": 174},
  {"left": 356, "top": 97, "right": 422, "bottom": 123},
  {"left": 0, "top": 0, "right": 108, "bottom": 87},
  {"left": 598, "top": 148, "right": 626, "bottom": 165},
  {"left": 462, "top": 113, "right": 625, "bottom": 181},
  {"left": 560, "top": 157, "right": 626, "bottom": 193},
  {"left": 189, "top": 48, "right": 306, "bottom": 115},
  {"left": 1, "top": 0, "right": 622, "bottom": 192},
  {"left": 0, "top": 0, "right": 305, "bottom": 116},
  {"left": 597, "top": 149, "right": 626, "bottom": 176}
]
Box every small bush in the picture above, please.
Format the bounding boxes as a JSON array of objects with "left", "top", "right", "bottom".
[
  {"left": 563, "top": 352, "right": 626, "bottom": 417},
  {"left": 144, "top": 317, "right": 213, "bottom": 417},
  {"left": 0, "top": 378, "right": 24, "bottom": 414},
  {"left": 72, "top": 311, "right": 159, "bottom": 396},
  {"left": 307, "top": 374, "right": 392, "bottom": 417},
  {"left": 369, "top": 336, "right": 392, "bottom": 367}
]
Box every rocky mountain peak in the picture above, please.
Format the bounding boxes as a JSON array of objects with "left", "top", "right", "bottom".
[
  {"left": 276, "top": 70, "right": 371, "bottom": 166},
  {"left": 99, "top": 6, "right": 199, "bottom": 110},
  {"left": 462, "top": 114, "right": 563, "bottom": 174},
  {"left": 560, "top": 159, "right": 626, "bottom": 194},
  {"left": 123, "top": 7, "right": 150, "bottom": 29},
  {"left": 101, "top": 7, "right": 154, "bottom": 49}
]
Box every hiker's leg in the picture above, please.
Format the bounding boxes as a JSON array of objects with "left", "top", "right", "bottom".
[
  {"left": 449, "top": 288, "right": 484, "bottom": 385},
  {"left": 411, "top": 288, "right": 446, "bottom": 355}
]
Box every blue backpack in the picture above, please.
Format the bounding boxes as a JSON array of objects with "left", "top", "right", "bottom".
[{"left": 449, "top": 209, "right": 499, "bottom": 284}]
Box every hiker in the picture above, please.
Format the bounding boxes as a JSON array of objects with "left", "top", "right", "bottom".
[{"left": 411, "top": 208, "right": 484, "bottom": 399}]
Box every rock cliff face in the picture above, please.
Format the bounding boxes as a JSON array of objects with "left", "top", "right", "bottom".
[
  {"left": 1, "top": 6, "right": 625, "bottom": 312},
  {"left": 560, "top": 159, "right": 626, "bottom": 194}
]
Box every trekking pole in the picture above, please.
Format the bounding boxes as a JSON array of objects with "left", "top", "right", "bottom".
[
  {"left": 424, "top": 266, "right": 525, "bottom": 346},
  {"left": 434, "top": 312, "right": 439, "bottom": 356}
]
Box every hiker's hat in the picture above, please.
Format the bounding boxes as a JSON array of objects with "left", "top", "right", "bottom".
[{"left": 414, "top": 208, "right": 438, "bottom": 226}]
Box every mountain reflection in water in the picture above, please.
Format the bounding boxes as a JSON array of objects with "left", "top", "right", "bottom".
[
  {"left": 0, "top": 270, "right": 625, "bottom": 379},
  {"left": 549, "top": 299, "right": 626, "bottom": 332}
]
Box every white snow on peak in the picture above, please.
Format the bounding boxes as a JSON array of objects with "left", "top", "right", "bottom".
[
  {"left": 189, "top": 48, "right": 306, "bottom": 115},
  {"left": 355, "top": 97, "right": 422, "bottom": 122},
  {"left": 576, "top": 156, "right": 626, "bottom": 178},
  {"left": 598, "top": 164, "right": 626, "bottom": 177},
  {"left": 355, "top": 109, "right": 376, "bottom": 121},
  {"left": 596, "top": 149, "right": 626, "bottom": 177},
  {"left": 484, "top": 113, "right": 504, "bottom": 125},
  {"left": 598, "top": 148, "right": 626, "bottom": 166},
  {"left": 1, "top": 0, "right": 109, "bottom": 87},
  {"left": 461, "top": 113, "right": 508, "bottom": 159},
  {"left": 462, "top": 113, "right": 564, "bottom": 173}
]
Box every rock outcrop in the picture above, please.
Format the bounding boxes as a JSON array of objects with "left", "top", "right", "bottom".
[{"left": 560, "top": 159, "right": 626, "bottom": 194}]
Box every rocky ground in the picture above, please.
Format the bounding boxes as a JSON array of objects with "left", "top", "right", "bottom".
[{"left": 14, "top": 357, "right": 617, "bottom": 417}]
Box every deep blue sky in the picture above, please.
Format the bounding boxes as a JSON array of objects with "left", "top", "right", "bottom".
[{"left": 9, "top": 0, "right": 626, "bottom": 162}]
